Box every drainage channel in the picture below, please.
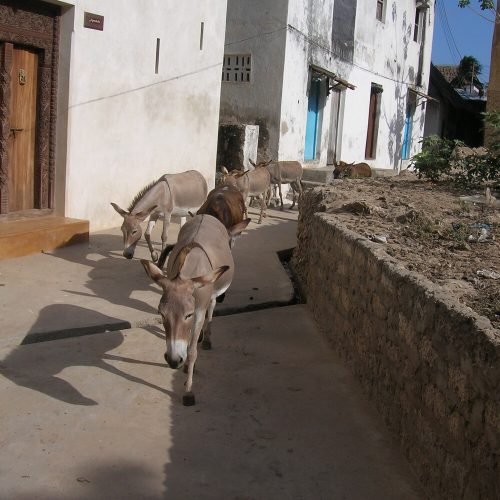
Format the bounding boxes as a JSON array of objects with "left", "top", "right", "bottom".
[{"left": 21, "top": 249, "right": 304, "bottom": 346}]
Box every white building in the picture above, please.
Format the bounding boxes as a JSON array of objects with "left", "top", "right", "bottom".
[
  {"left": 0, "top": 0, "right": 227, "bottom": 231},
  {"left": 219, "top": 0, "right": 435, "bottom": 172}
]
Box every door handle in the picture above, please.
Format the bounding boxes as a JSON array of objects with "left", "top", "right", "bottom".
[{"left": 10, "top": 128, "right": 24, "bottom": 137}]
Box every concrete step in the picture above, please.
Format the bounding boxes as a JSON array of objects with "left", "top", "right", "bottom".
[
  {"left": 0, "top": 215, "right": 89, "bottom": 260},
  {"left": 302, "top": 166, "right": 335, "bottom": 184}
]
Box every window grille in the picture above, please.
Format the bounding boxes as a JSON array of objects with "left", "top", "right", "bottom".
[
  {"left": 376, "top": 0, "right": 385, "bottom": 22},
  {"left": 222, "top": 54, "right": 251, "bottom": 83}
]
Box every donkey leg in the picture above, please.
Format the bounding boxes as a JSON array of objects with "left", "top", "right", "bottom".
[
  {"left": 183, "top": 312, "right": 205, "bottom": 406},
  {"left": 297, "top": 179, "right": 304, "bottom": 208},
  {"left": 278, "top": 182, "right": 284, "bottom": 211},
  {"left": 244, "top": 196, "right": 249, "bottom": 219},
  {"left": 290, "top": 182, "right": 297, "bottom": 210},
  {"left": 258, "top": 194, "right": 265, "bottom": 224},
  {"left": 201, "top": 297, "right": 216, "bottom": 350},
  {"left": 161, "top": 213, "right": 172, "bottom": 252},
  {"left": 145, "top": 217, "right": 159, "bottom": 262}
]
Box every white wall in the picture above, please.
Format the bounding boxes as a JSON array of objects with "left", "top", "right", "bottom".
[
  {"left": 343, "top": 0, "right": 434, "bottom": 170},
  {"left": 280, "top": 0, "right": 435, "bottom": 169},
  {"left": 52, "top": 0, "right": 227, "bottom": 230},
  {"left": 220, "top": 0, "right": 434, "bottom": 171},
  {"left": 219, "top": 0, "right": 289, "bottom": 161},
  {"left": 279, "top": 0, "right": 340, "bottom": 163}
]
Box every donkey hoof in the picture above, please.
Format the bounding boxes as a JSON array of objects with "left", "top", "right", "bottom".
[
  {"left": 183, "top": 392, "right": 196, "bottom": 406},
  {"left": 151, "top": 251, "right": 159, "bottom": 263},
  {"left": 202, "top": 339, "right": 212, "bottom": 350}
]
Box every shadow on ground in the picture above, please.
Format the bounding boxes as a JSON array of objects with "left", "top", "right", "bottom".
[
  {"left": 161, "top": 307, "right": 425, "bottom": 500},
  {"left": 0, "top": 305, "right": 170, "bottom": 406}
]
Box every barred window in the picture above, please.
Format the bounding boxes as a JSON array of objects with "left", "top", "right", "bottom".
[
  {"left": 222, "top": 54, "right": 251, "bottom": 83},
  {"left": 414, "top": 9, "right": 423, "bottom": 43},
  {"left": 376, "top": 0, "right": 385, "bottom": 22}
]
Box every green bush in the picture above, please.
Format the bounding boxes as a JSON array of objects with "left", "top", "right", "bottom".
[
  {"left": 453, "top": 153, "right": 500, "bottom": 189},
  {"left": 409, "top": 135, "right": 459, "bottom": 182},
  {"left": 410, "top": 112, "right": 500, "bottom": 189}
]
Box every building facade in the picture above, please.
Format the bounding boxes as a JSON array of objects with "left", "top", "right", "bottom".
[
  {"left": 0, "top": 0, "right": 227, "bottom": 230},
  {"left": 219, "top": 0, "right": 435, "bottom": 171}
]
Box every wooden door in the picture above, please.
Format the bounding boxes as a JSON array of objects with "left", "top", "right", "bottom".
[
  {"left": 365, "top": 89, "right": 379, "bottom": 159},
  {"left": 8, "top": 46, "right": 38, "bottom": 212}
]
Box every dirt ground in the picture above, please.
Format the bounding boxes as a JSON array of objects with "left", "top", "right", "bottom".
[{"left": 317, "top": 171, "right": 500, "bottom": 329}]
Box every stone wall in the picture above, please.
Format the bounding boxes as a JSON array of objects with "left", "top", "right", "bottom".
[{"left": 292, "top": 188, "right": 500, "bottom": 500}]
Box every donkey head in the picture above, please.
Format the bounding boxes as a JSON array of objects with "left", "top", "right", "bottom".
[
  {"left": 111, "top": 203, "right": 157, "bottom": 259},
  {"left": 141, "top": 253, "right": 228, "bottom": 369},
  {"left": 333, "top": 161, "right": 355, "bottom": 179}
]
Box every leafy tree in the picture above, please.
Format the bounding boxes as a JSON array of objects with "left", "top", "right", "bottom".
[
  {"left": 458, "top": 1, "right": 499, "bottom": 22},
  {"left": 451, "top": 55, "right": 483, "bottom": 88},
  {"left": 458, "top": 1, "right": 495, "bottom": 10}
]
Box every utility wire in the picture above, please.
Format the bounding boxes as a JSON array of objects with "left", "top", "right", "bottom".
[
  {"left": 223, "top": 16, "right": 436, "bottom": 89},
  {"left": 436, "top": 0, "right": 462, "bottom": 63},
  {"left": 286, "top": 24, "right": 427, "bottom": 88},
  {"left": 466, "top": 4, "right": 498, "bottom": 23}
]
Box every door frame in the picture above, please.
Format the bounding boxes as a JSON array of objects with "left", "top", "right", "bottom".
[
  {"left": 0, "top": 1, "right": 60, "bottom": 214},
  {"left": 327, "top": 88, "right": 344, "bottom": 165}
]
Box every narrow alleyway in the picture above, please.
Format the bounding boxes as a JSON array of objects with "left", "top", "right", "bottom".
[{"left": 0, "top": 208, "right": 426, "bottom": 499}]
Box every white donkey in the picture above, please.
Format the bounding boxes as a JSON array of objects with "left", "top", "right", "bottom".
[
  {"left": 111, "top": 170, "right": 207, "bottom": 262},
  {"left": 142, "top": 214, "right": 250, "bottom": 406}
]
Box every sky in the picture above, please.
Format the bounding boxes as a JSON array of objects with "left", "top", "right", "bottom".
[{"left": 431, "top": 0, "right": 497, "bottom": 83}]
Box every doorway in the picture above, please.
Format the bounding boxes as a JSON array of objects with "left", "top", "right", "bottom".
[
  {"left": 402, "top": 92, "right": 416, "bottom": 160},
  {"left": 0, "top": 1, "right": 60, "bottom": 215},
  {"left": 8, "top": 46, "right": 39, "bottom": 211},
  {"left": 305, "top": 78, "right": 321, "bottom": 161}
]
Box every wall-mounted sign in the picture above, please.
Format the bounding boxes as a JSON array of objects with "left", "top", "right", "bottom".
[{"left": 84, "top": 12, "right": 104, "bottom": 31}]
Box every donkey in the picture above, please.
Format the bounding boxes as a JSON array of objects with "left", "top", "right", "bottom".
[
  {"left": 111, "top": 170, "right": 207, "bottom": 262},
  {"left": 218, "top": 162, "right": 271, "bottom": 224},
  {"left": 334, "top": 161, "right": 372, "bottom": 179},
  {"left": 142, "top": 214, "right": 250, "bottom": 406},
  {"left": 197, "top": 184, "right": 247, "bottom": 248},
  {"left": 266, "top": 161, "right": 304, "bottom": 210}
]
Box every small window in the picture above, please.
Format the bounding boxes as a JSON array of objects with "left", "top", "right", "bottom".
[
  {"left": 222, "top": 54, "right": 251, "bottom": 83},
  {"left": 414, "top": 9, "right": 423, "bottom": 43},
  {"left": 376, "top": 0, "right": 385, "bottom": 22}
]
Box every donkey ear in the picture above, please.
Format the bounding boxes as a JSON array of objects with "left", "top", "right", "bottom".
[
  {"left": 249, "top": 159, "right": 256, "bottom": 167},
  {"left": 157, "top": 244, "right": 175, "bottom": 270},
  {"left": 191, "top": 265, "right": 230, "bottom": 288},
  {"left": 141, "top": 259, "right": 165, "bottom": 283},
  {"left": 111, "top": 203, "right": 128, "bottom": 217},
  {"left": 134, "top": 205, "right": 158, "bottom": 221},
  {"left": 228, "top": 218, "right": 251, "bottom": 239},
  {"left": 221, "top": 166, "right": 229, "bottom": 174}
]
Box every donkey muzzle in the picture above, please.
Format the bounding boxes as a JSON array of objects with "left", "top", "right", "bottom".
[{"left": 164, "top": 352, "right": 184, "bottom": 369}]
